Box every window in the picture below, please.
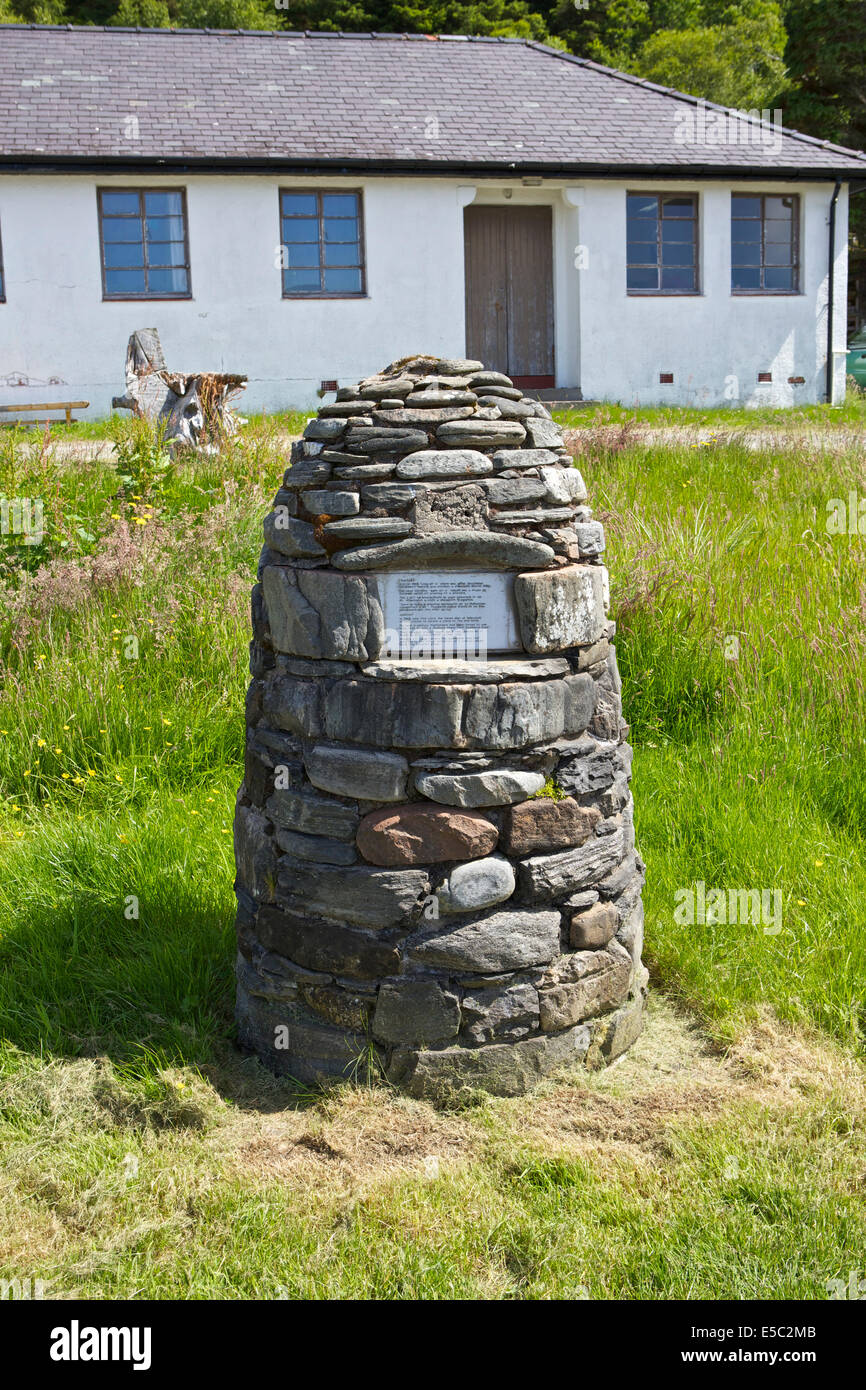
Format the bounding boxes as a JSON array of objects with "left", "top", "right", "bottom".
[
  {"left": 731, "top": 194, "right": 799, "bottom": 293},
  {"left": 279, "top": 190, "right": 365, "bottom": 297},
  {"left": 627, "top": 193, "right": 699, "bottom": 293},
  {"left": 98, "top": 188, "right": 191, "bottom": 299}
]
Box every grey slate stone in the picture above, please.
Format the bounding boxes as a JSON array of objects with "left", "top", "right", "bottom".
[
  {"left": 301, "top": 489, "right": 360, "bottom": 516},
  {"left": 410, "top": 907, "right": 561, "bottom": 973},
  {"left": 538, "top": 942, "right": 632, "bottom": 1031},
  {"left": 436, "top": 419, "right": 527, "bottom": 447},
  {"left": 234, "top": 803, "right": 278, "bottom": 902},
  {"left": 415, "top": 768, "right": 546, "bottom": 806},
  {"left": 482, "top": 476, "right": 547, "bottom": 506},
  {"left": 277, "top": 861, "right": 430, "bottom": 928},
  {"left": 345, "top": 427, "right": 428, "bottom": 454},
  {"left": 262, "top": 566, "right": 384, "bottom": 661},
  {"left": 389, "top": 1023, "right": 590, "bottom": 1099},
  {"left": 263, "top": 675, "right": 323, "bottom": 738},
  {"left": 364, "top": 659, "right": 567, "bottom": 685},
  {"left": 360, "top": 483, "right": 419, "bottom": 510},
  {"left": 586, "top": 996, "right": 645, "bottom": 1069},
  {"left": 262, "top": 512, "right": 326, "bottom": 559},
  {"left": 474, "top": 395, "right": 535, "bottom": 419},
  {"left": 493, "top": 449, "right": 559, "bottom": 470},
  {"left": 396, "top": 449, "right": 493, "bottom": 480},
  {"left": 265, "top": 785, "right": 359, "bottom": 841},
  {"left": 323, "top": 516, "right": 413, "bottom": 541},
  {"left": 236, "top": 989, "right": 379, "bottom": 1083},
  {"left": 372, "top": 980, "right": 461, "bottom": 1045},
  {"left": 514, "top": 565, "right": 607, "bottom": 652},
  {"left": 256, "top": 905, "right": 400, "bottom": 980},
  {"left": 518, "top": 824, "right": 625, "bottom": 902},
  {"left": 460, "top": 981, "right": 540, "bottom": 1044},
  {"left": 273, "top": 828, "right": 358, "bottom": 866},
  {"left": 281, "top": 459, "right": 333, "bottom": 490},
  {"left": 574, "top": 521, "right": 606, "bottom": 556},
  {"left": 524, "top": 418, "right": 565, "bottom": 450},
  {"left": 538, "top": 465, "right": 588, "bottom": 504},
  {"left": 304, "top": 417, "right": 347, "bottom": 441},
  {"left": 331, "top": 531, "right": 555, "bottom": 571},
  {"left": 304, "top": 744, "right": 409, "bottom": 802}
]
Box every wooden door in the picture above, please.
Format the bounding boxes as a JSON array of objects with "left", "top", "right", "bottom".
[{"left": 464, "top": 205, "right": 555, "bottom": 386}]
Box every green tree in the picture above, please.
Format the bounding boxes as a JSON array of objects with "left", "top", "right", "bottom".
[
  {"left": 779, "top": 0, "right": 866, "bottom": 151},
  {"left": 273, "top": 1, "right": 553, "bottom": 39},
  {"left": 632, "top": 3, "right": 788, "bottom": 109}
]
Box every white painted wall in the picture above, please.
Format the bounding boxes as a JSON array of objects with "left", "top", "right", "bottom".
[
  {"left": 575, "top": 178, "right": 848, "bottom": 407},
  {"left": 0, "top": 171, "right": 849, "bottom": 417}
]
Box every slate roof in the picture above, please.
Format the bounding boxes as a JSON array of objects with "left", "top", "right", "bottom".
[{"left": 2, "top": 26, "right": 866, "bottom": 177}]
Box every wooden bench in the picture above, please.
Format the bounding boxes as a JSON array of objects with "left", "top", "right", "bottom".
[{"left": 0, "top": 400, "right": 89, "bottom": 427}]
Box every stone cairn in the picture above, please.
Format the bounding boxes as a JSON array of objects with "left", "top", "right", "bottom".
[{"left": 235, "top": 355, "right": 646, "bottom": 1098}]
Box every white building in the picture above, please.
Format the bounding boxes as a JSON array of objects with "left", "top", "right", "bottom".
[{"left": 1, "top": 25, "right": 865, "bottom": 415}]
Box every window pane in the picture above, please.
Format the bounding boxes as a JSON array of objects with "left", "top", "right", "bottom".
[
  {"left": 764, "top": 267, "right": 794, "bottom": 290},
  {"left": 732, "top": 242, "right": 761, "bottom": 266},
  {"left": 764, "top": 218, "right": 793, "bottom": 244},
  {"left": 145, "top": 215, "right": 185, "bottom": 242},
  {"left": 627, "top": 266, "right": 658, "bottom": 290},
  {"left": 732, "top": 195, "right": 761, "bottom": 218},
  {"left": 101, "top": 191, "right": 140, "bottom": 215},
  {"left": 147, "top": 241, "right": 186, "bottom": 268},
  {"left": 323, "top": 217, "right": 358, "bottom": 243},
  {"left": 105, "top": 267, "right": 147, "bottom": 294},
  {"left": 765, "top": 195, "right": 794, "bottom": 218},
  {"left": 283, "top": 243, "right": 319, "bottom": 268},
  {"left": 147, "top": 266, "right": 189, "bottom": 294},
  {"left": 322, "top": 193, "right": 358, "bottom": 217},
  {"left": 661, "top": 219, "right": 694, "bottom": 243},
  {"left": 281, "top": 218, "right": 319, "bottom": 243},
  {"left": 323, "top": 267, "right": 362, "bottom": 293},
  {"left": 283, "top": 266, "right": 322, "bottom": 293},
  {"left": 627, "top": 194, "right": 658, "bottom": 218},
  {"left": 764, "top": 242, "right": 793, "bottom": 266},
  {"left": 731, "top": 220, "right": 762, "bottom": 244},
  {"left": 281, "top": 193, "right": 317, "bottom": 216},
  {"left": 144, "top": 191, "right": 183, "bottom": 216},
  {"left": 102, "top": 216, "right": 143, "bottom": 244},
  {"left": 662, "top": 242, "right": 694, "bottom": 267},
  {"left": 104, "top": 241, "right": 145, "bottom": 268},
  {"left": 661, "top": 266, "right": 696, "bottom": 290},
  {"left": 626, "top": 218, "right": 658, "bottom": 243},
  {"left": 661, "top": 196, "right": 695, "bottom": 218},
  {"left": 732, "top": 266, "right": 760, "bottom": 290},
  {"left": 324, "top": 243, "right": 361, "bottom": 267},
  {"left": 627, "top": 242, "right": 658, "bottom": 265}
]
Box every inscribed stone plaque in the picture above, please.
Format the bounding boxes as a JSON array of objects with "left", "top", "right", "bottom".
[{"left": 378, "top": 570, "right": 520, "bottom": 656}]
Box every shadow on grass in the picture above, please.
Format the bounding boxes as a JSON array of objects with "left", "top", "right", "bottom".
[{"left": 0, "top": 893, "right": 370, "bottom": 1117}]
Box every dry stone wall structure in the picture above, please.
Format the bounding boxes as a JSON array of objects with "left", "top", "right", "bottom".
[{"left": 235, "top": 355, "right": 646, "bottom": 1098}]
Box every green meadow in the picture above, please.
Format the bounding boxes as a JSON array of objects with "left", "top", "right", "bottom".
[{"left": 0, "top": 408, "right": 864, "bottom": 1299}]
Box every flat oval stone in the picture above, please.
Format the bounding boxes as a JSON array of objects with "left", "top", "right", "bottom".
[
  {"left": 356, "top": 804, "right": 498, "bottom": 866},
  {"left": 437, "top": 419, "right": 527, "bottom": 447},
  {"left": 322, "top": 517, "right": 412, "bottom": 541},
  {"left": 437, "top": 856, "right": 516, "bottom": 913},
  {"left": 403, "top": 390, "right": 478, "bottom": 407},
  {"left": 415, "top": 769, "right": 547, "bottom": 807},
  {"left": 396, "top": 449, "right": 493, "bottom": 480},
  {"left": 331, "top": 531, "right": 555, "bottom": 571}
]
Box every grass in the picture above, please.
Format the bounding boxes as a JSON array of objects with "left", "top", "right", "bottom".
[{"left": 0, "top": 406, "right": 864, "bottom": 1298}]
